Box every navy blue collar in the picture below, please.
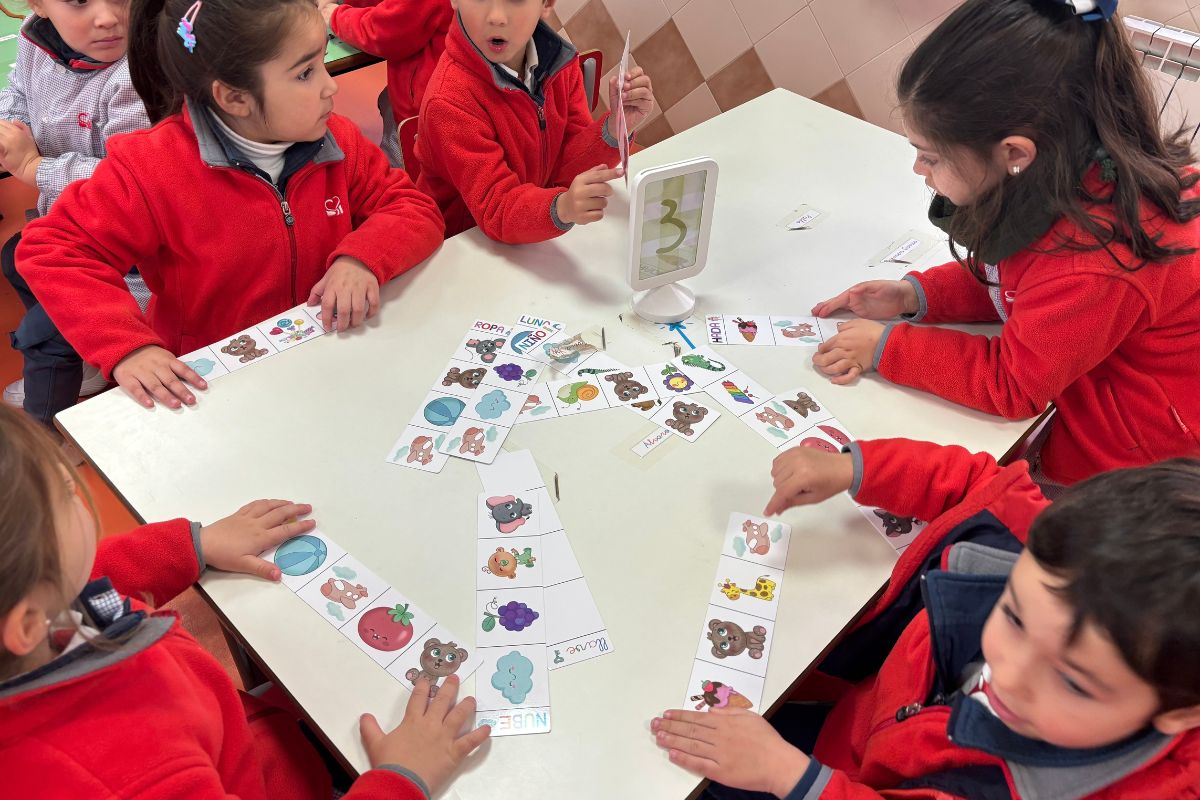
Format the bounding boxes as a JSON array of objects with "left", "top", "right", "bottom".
[
  {"left": 23, "top": 16, "right": 111, "bottom": 73},
  {"left": 204, "top": 112, "right": 324, "bottom": 194}
]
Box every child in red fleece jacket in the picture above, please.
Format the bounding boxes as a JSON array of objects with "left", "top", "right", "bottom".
[
  {"left": 17, "top": 0, "right": 444, "bottom": 412},
  {"left": 652, "top": 443, "right": 1200, "bottom": 799},
  {"left": 415, "top": 0, "right": 656, "bottom": 242},
  {"left": 810, "top": 0, "right": 1200, "bottom": 487},
  {"left": 0, "top": 404, "right": 489, "bottom": 799},
  {"left": 317, "top": 0, "right": 452, "bottom": 167}
]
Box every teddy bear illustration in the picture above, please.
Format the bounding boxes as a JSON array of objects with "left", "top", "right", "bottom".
[
  {"left": 486, "top": 495, "right": 533, "bottom": 533},
  {"left": 707, "top": 619, "right": 767, "bottom": 660},
  {"left": 783, "top": 392, "right": 821, "bottom": 418},
  {"left": 665, "top": 401, "right": 708, "bottom": 436},
  {"left": 442, "top": 366, "right": 486, "bottom": 390},
  {"left": 873, "top": 509, "right": 918, "bottom": 537},
  {"left": 464, "top": 338, "right": 506, "bottom": 363},
  {"left": 484, "top": 546, "right": 536, "bottom": 579},
  {"left": 405, "top": 638, "right": 468, "bottom": 693},
  {"left": 755, "top": 407, "right": 793, "bottom": 431},
  {"left": 320, "top": 578, "right": 368, "bottom": 610},
  {"left": 406, "top": 435, "right": 434, "bottom": 465},
  {"left": 604, "top": 371, "right": 649, "bottom": 403},
  {"left": 460, "top": 427, "right": 487, "bottom": 456},
  {"left": 742, "top": 520, "right": 770, "bottom": 555},
  {"left": 220, "top": 335, "right": 268, "bottom": 364},
  {"left": 781, "top": 323, "right": 815, "bottom": 339}
]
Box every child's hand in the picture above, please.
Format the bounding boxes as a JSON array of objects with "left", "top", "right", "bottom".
[
  {"left": 359, "top": 675, "right": 491, "bottom": 796},
  {"left": 0, "top": 120, "right": 42, "bottom": 186},
  {"left": 200, "top": 499, "right": 315, "bottom": 581},
  {"left": 307, "top": 256, "right": 380, "bottom": 332},
  {"left": 812, "top": 279, "right": 918, "bottom": 319},
  {"left": 318, "top": 0, "right": 338, "bottom": 28},
  {"left": 764, "top": 447, "right": 854, "bottom": 516},
  {"left": 651, "top": 708, "right": 810, "bottom": 797},
  {"left": 556, "top": 165, "right": 621, "bottom": 226},
  {"left": 113, "top": 344, "right": 208, "bottom": 409},
  {"left": 607, "top": 66, "right": 656, "bottom": 134},
  {"left": 812, "top": 319, "right": 885, "bottom": 385}
]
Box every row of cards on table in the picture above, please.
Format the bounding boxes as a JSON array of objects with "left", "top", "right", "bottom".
[{"left": 179, "top": 303, "right": 331, "bottom": 380}]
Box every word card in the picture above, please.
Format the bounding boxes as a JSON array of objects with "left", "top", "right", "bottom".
[
  {"left": 617, "top": 31, "right": 632, "bottom": 184},
  {"left": 704, "top": 315, "right": 842, "bottom": 347},
  {"left": 868, "top": 229, "right": 937, "bottom": 267},
  {"left": 684, "top": 514, "right": 793, "bottom": 714},
  {"left": 259, "top": 529, "right": 480, "bottom": 695},
  {"left": 477, "top": 451, "right": 614, "bottom": 671},
  {"left": 180, "top": 303, "right": 329, "bottom": 382}
]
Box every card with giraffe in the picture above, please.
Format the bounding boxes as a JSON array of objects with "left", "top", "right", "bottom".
[
  {"left": 723, "top": 514, "right": 792, "bottom": 572},
  {"left": 708, "top": 557, "right": 784, "bottom": 622}
]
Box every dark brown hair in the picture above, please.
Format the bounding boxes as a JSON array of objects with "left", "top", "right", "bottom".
[
  {"left": 0, "top": 405, "right": 98, "bottom": 679},
  {"left": 128, "top": 0, "right": 315, "bottom": 124},
  {"left": 1027, "top": 457, "right": 1200, "bottom": 711},
  {"left": 899, "top": 0, "right": 1200, "bottom": 280}
]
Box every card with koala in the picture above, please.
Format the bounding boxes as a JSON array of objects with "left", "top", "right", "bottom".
[
  {"left": 695, "top": 604, "right": 777, "bottom": 678},
  {"left": 294, "top": 554, "right": 391, "bottom": 627},
  {"left": 385, "top": 623, "right": 482, "bottom": 693},
  {"left": 723, "top": 514, "right": 792, "bottom": 572},
  {"left": 473, "top": 644, "right": 552, "bottom": 736},
  {"left": 683, "top": 660, "right": 767, "bottom": 714},
  {"left": 211, "top": 326, "right": 281, "bottom": 373},
  {"left": 650, "top": 395, "right": 721, "bottom": 441},
  {"left": 435, "top": 358, "right": 495, "bottom": 399},
  {"left": 386, "top": 424, "right": 451, "bottom": 474}
]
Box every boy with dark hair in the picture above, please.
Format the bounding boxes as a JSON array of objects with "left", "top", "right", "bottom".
[{"left": 653, "top": 442, "right": 1200, "bottom": 798}]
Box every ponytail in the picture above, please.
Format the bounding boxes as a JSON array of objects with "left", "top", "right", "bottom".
[
  {"left": 126, "top": 0, "right": 317, "bottom": 126},
  {"left": 898, "top": 0, "right": 1199, "bottom": 279}
]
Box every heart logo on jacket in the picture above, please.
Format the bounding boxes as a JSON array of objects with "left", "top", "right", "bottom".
[{"left": 325, "top": 197, "right": 344, "bottom": 217}]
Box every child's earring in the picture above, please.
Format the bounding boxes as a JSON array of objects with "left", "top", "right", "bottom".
[{"left": 1011, "top": 165, "right": 1021, "bottom": 175}]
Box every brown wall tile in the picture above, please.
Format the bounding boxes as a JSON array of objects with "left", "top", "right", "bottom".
[
  {"left": 563, "top": 0, "right": 627, "bottom": 76},
  {"left": 812, "top": 78, "right": 864, "bottom": 120},
  {"left": 632, "top": 20, "right": 705, "bottom": 110},
  {"left": 635, "top": 113, "right": 675, "bottom": 147},
  {"left": 708, "top": 48, "right": 774, "bottom": 112}
]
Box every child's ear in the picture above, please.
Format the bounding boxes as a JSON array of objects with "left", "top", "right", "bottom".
[
  {"left": 542, "top": 0, "right": 556, "bottom": 20},
  {"left": 26, "top": 0, "right": 47, "bottom": 18},
  {"left": 997, "top": 135, "right": 1037, "bottom": 176},
  {"left": 1, "top": 598, "right": 49, "bottom": 658},
  {"left": 211, "top": 80, "right": 254, "bottom": 120},
  {"left": 1152, "top": 704, "right": 1200, "bottom": 735}
]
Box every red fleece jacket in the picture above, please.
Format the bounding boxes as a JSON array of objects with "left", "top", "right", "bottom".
[
  {"left": 16, "top": 109, "right": 444, "bottom": 377},
  {"left": 415, "top": 15, "right": 620, "bottom": 242},
  {"left": 330, "top": 0, "right": 451, "bottom": 122},
  {"left": 0, "top": 520, "right": 424, "bottom": 800},
  {"left": 807, "top": 439, "right": 1200, "bottom": 798},
  {"left": 879, "top": 178, "right": 1200, "bottom": 484}
]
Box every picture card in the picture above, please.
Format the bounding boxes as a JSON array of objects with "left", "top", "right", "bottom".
[
  {"left": 562, "top": 351, "right": 627, "bottom": 381},
  {"left": 780, "top": 424, "right": 844, "bottom": 456},
  {"left": 684, "top": 659, "right": 766, "bottom": 713},
  {"left": 212, "top": 325, "right": 279, "bottom": 373},
  {"left": 597, "top": 366, "right": 660, "bottom": 408},
  {"left": 476, "top": 588, "right": 547, "bottom": 648},
  {"left": 254, "top": 304, "right": 324, "bottom": 351},
  {"left": 341, "top": 587, "right": 435, "bottom": 668},
  {"left": 456, "top": 319, "right": 512, "bottom": 366},
  {"left": 435, "top": 358, "right": 494, "bottom": 399},
  {"left": 709, "top": 556, "right": 784, "bottom": 622},
  {"left": 295, "top": 554, "right": 391, "bottom": 628},
  {"left": 478, "top": 535, "right": 544, "bottom": 591},
  {"left": 705, "top": 315, "right": 773, "bottom": 346},
  {"left": 869, "top": 229, "right": 936, "bottom": 266},
  {"left": 858, "top": 505, "right": 928, "bottom": 552},
  {"left": 548, "top": 376, "right": 610, "bottom": 416},
  {"left": 461, "top": 385, "right": 526, "bottom": 428},
  {"left": 770, "top": 387, "right": 833, "bottom": 427},
  {"left": 179, "top": 345, "right": 230, "bottom": 382},
  {"left": 434, "top": 418, "right": 509, "bottom": 464},
  {"left": 480, "top": 354, "right": 548, "bottom": 390},
  {"left": 670, "top": 345, "right": 738, "bottom": 389},
  {"left": 722, "top": 513, "right": 792, "bottom": 572},
  {"left": 767, "top": 316, "right": 825, "bottom": 346},
  {"left": 385, "top": 623, "right": 481, "bottom": 692},
  {"left": 781, "top": 204, "right": 828, "bottom": 230},
  {"left": 514, "top": 389, "right": 560, "bottom": 424},
  {"left": 696, "top": 603, "right": 776, "bottom": 677},
  {"left": 386, "top": 424, "right": 450, "bottom": 473},
  {"left": 477, "top": 487, "right": 553, "bottom": 539},
  {"left": 645, "top": 360, "right": 706, "bottom": 398},
  {"left": 410, "top": 389, "right": 471, "bottom": 431},
  {"left": 474, "top": 644, "right": 552, "bottom": 736},
  {"left": 651, "top": 394, "right": 721, "bottom": 441},
  {"left": 705, "top": 370, "right": 772, "bottom": 416},
  {"left": 739, "top": 398, "right": 807, "bottom": 447},
  {"left": 260, "top": 529, "right": 347, "bottom": 592},
  {"left": 631, "top": 425, "right": 674, "bottom": 458},
  {"left": 540, "top": 331, "right": 602, "bottom": 376}
]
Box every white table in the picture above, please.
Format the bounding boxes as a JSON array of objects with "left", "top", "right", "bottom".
[{"left": 60, "top": 89, "right": 1035, "bottom": 800}]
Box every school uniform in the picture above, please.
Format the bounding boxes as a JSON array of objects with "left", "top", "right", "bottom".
[
  {"left": 17, "top": 104, "right": 444, "bottom": 378},
  {"left": 0, "top": 15, "right": 150, "bottom": 424},
  {"left": 0, "top": 520, "right": 429, "bottom": 800},
  {"left": 415, "top": 14, "right": 621, "bottom": 243},
  {"left": 722, "top": 439, "right": 1200, "bottom": 799},
  {"left": 873, "top": 168, "right": 1200, "bottom": 485}
]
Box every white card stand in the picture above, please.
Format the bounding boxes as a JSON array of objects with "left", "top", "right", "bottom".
[{"left": 632, "top": 282, "right": 696, "bottom": 323}]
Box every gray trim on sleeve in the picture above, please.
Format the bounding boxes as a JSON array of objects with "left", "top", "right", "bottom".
[
  {"left": 375, "top": 765, "right": 431, "bottom": 799},
  {"left": 189, "top": 521, "right": 206, "bottom": 573},
  {"left": 783, "top": 760, "right": 834, "bottom": 800},
  {"left": 873, "top": 322, "right": 898, "bottom": 371},
  {"left": 549, "top": 192, "right": 574, "bottom": 232},
  {"left": 901, "top": 274, "right": 928, "bottom": 322},
  {"left": 845, "top": 441, "right": 864, "bottom": 499},
  {"left": 601, "top": 115, "right": 621, "bottom": 148}
]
